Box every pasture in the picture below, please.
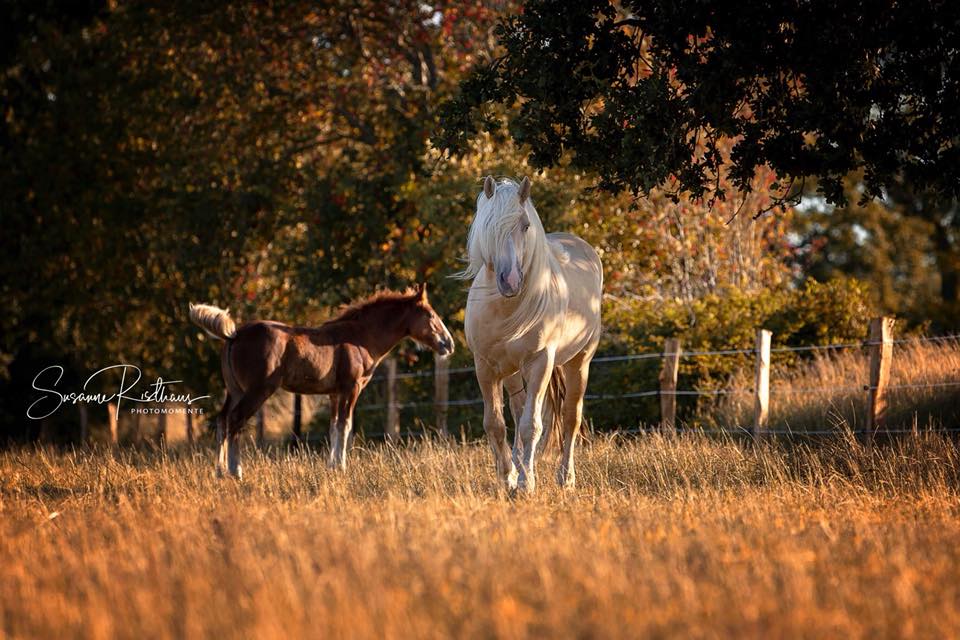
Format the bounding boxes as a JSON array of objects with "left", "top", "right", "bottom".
[{"left": 3, "top": 434, "right": 960, "bottom": 639}]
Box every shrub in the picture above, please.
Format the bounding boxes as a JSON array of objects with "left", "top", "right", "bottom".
[{"left": 589, "top": 278, "right": 875, "bottom": 428}]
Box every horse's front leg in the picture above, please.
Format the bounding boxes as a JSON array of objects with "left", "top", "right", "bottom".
[
  {"left": 476, "top": 361, "right": 517, "bottom": 491},
  {"left": 326, "top": 393, "right": 340, "bottom": 469},
  {"left": 329, "top": 386, "right": 359, "bottom": 471},
  {"left": 514, "top": 350, "right": 554, "bottom": 493},
  {"left": 504, "top": 371, "right": 525, "bottom": 432}
]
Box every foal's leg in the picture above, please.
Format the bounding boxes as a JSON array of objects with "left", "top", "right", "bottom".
[
  {"left": 326, "top": 393, "right": 341, "bottom": 470},
  {"left": 476, "top": 361, "right": 517, "bottom": 491},
  {"left": 557, "top": 350, "right": 593, "bottom": 489},
  {"left": 329, "top": 386, "right": 359, "bottom": 471},
  {"left": 215, "top": 393, "right": 232, "bottom": 478},
  {"left": 225, "top": 381, "right": 279, "bottom": 479},
  {"left": 514, "top": 350, "right": 554, "bottom": 493}
]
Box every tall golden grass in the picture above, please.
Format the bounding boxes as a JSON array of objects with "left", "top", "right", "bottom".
[
  {"left": 711, "top": 338, "right": 960, "bottom": 433},
  {"left": 3, "top": 433, "right": 960, "bottom": 639}
]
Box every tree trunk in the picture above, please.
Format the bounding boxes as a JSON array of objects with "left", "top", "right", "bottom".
[
  {"left": 131, "top": 411, "right": 141, "bottom": 443},
  {"left": 256, "top": 407, "right": 265, "bottom": 449},
  {"left": 79, "top": 403, "right": 89, "bottom": 444},
  {"left": 157, "top": 408, "right": 167, "bottom": 446},
  {"left": 935, "top": 221, "right": 959, "bottom": 303},
  {"left": 292, "top": 394, "right": 303, "bottom": 443}
]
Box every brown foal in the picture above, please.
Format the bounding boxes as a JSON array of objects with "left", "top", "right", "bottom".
[{"left": 189, "top": 283, "right": 454, "bottom": 478}]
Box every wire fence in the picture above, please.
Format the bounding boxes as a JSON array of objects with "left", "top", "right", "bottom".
[
  {"left": 326, "top": 329, "right": 960, "bottom": 445},
  {"left": 368, "top": 333, "right": 960, "bottom": 384}
]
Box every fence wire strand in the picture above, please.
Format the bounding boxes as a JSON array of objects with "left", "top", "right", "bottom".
[
  {"left": 356, "top": 333, "right": 960, "bottom": 414},
  {"left": 370, "top": 333, "right": 960, "bottom": 382}
]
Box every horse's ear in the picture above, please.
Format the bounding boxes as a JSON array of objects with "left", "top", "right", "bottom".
[
  {"left": 483, "top": 175, "right": 496, "bottom": 199},
  {"left": 518, "top": 176, "right": 531, "bottom": 203},
  {"left": 416, "top": 282, "right": 428, "bottom": 301}
]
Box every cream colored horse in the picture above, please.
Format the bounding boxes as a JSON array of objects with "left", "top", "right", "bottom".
[{"left": 459, "top": 176, "right": 602, "bottom": 492}]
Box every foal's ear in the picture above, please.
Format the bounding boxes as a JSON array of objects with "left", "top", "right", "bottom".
[
  {"left": 518, "top": 176, "right": 531, "bottom": 204},
  {"left": 416, "top": 282, "right": 428, "bottom": 301},
  {"left": 483, "top": 175, "right": 496, "bottom": 199}
]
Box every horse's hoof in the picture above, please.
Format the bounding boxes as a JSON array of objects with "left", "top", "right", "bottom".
[
  {"left": 557, "top": 469, "right": 576, "bottom": 490},
  {"left": 516, "top": 475, "right": 536, "bottom": 494}
]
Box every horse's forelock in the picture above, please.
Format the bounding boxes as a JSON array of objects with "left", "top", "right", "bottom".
[
  {"left": 460, "top": 178, "right": 560, "bottom": 341},
  {"left": 463, "top": 179, "right": 547, "bottom": 274}
]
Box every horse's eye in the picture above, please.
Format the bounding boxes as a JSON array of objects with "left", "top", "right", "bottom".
[{"left": 523, "top": 223, "right": 530, "bottom": 232}]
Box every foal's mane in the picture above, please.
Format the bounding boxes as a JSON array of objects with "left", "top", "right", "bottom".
[{"left": 327, "top": 289, "right": 420, "bottom": 324}]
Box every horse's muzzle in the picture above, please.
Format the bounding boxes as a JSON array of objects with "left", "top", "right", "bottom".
[
  {"left": 438, "top": 336, "right": 455, "bottom": 357},
  {"left": 497, "top": 271, "right": 522, "bottom": 298}
]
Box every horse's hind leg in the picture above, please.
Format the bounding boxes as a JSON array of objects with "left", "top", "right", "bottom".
[
  {"left": 225, "top": 380, "right": 279, "bottom": 479},
  {"left": 215, "top": 394, "right": 232, "bottom": 478},
  {"left": 557, "top": 348, "right": 594, "bottom": 489}
]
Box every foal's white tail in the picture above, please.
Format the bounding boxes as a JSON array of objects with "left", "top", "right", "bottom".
[{"left": 189, "top": 303, "right": 237, "bottom": 340}]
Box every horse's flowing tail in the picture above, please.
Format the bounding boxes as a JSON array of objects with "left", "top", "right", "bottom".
[
  {"left": 544, "top": 366, "right": 566, "bottom": 451},
  {"left": 189, "top": 303, "right": 237, "bottom": 341}
]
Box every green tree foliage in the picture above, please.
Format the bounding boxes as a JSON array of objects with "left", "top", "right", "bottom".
[
  {"left": 435, "top": 0, "right": 960, "bottom": 207},
  {"left": 792, "top": 176, "right": 959, "bottom": 328},
  {"left": 2, "top": 1, "right": 910, "bottom": 440},
  {"left": 0, "top": 1, "right": 508, "bottom": 434}
]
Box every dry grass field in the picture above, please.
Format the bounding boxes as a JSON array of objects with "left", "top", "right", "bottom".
[{"left": 3, "top": 434, "right": 960, "bottom": 639}]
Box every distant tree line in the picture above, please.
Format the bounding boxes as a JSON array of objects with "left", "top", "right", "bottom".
[{"left": 2, "top": 1, "right": 957, "bottom": 442}]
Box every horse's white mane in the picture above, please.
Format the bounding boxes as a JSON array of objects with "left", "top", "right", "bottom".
[{"left": 456, "top": 178, "right": 564, "bottom": 341}]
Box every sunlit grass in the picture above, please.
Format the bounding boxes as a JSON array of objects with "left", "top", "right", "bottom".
[{"left": 3, "top": 434, "right": 960, "bottom": 638}]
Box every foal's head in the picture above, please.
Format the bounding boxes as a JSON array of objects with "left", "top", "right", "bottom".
[{"left": 404, "top": 283, "right": 455, "bottom": 358}]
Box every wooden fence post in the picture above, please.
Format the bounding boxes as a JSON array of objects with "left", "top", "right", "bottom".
[
  {"left": 659, "top": 338, "right": 681, "bottom": 433},
  {"left": 185, "top": 410, "right": 194, "bottom": 445},
  {"left": 434, "top": 356, "right": 450, "bottom": 438},
  {"left": 292, "top": 394, "right": 303, "bottom": 443},
  {"left": 753, "top": 329, "right": 772, "bottom": 438},
  {"left": 256, "top": 407, "right": 266, "bottom": 448},
  {"left": 385, "top": 357, "right": 400, "bottom": 443},
  {"left": 865, "top": 316, "right": 895, "bottom": 446},
  {"left": 107, "top": 403, "right": 118, "bottom": 446}
]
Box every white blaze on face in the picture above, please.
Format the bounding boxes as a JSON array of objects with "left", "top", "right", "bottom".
[
  {"left": 500, "top": 234, "right": 521, "bottom": 290},
  {"left": 496, "top": 213, "right": 528, "bottom": 296}
]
